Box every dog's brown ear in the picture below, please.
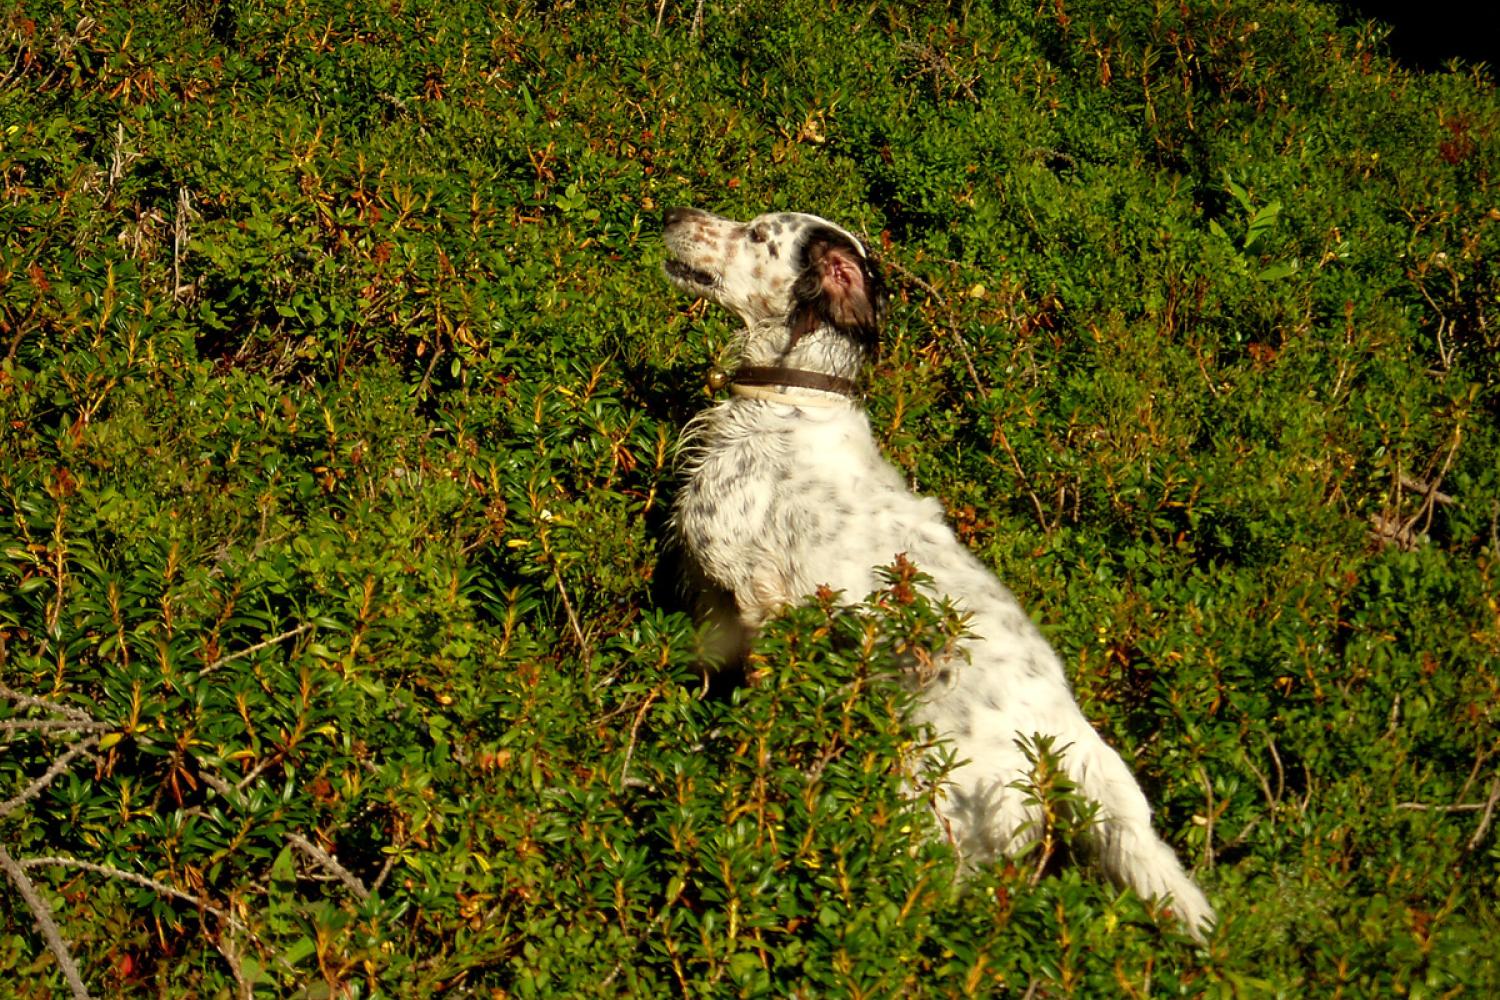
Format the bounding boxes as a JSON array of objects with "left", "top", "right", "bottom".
[{"left": 789, "top": 230, "right": 885, "bottom": 352}]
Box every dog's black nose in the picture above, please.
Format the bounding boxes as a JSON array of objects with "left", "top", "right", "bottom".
[{"left": 663, "top": 206, "right": 692, "bottom": 229}]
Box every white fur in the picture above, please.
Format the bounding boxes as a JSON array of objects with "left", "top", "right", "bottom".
[{"left": 662, "top": 207, "right": 1215, "bottom": 942}]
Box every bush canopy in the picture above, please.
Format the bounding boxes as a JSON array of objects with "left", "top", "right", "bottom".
[{"left": 1, "top": 0, "right": 1497, "bottom": 995}]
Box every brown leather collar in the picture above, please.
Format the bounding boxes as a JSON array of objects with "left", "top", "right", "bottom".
[{"left": 729, "top": 365, "right": 860, "bottom": 398}]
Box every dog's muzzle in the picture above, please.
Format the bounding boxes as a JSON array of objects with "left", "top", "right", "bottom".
[{"left": 663, "top": 258, "right": 716, "bottom": 287}]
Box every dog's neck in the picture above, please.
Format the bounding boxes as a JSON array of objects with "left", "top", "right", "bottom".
[{"left": 737, "top": 319, "right": 867, "bottom": 387}]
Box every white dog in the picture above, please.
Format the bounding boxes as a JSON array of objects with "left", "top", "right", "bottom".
[{"left": 662, "top": 206, "right": 1215, "bottom": 942}]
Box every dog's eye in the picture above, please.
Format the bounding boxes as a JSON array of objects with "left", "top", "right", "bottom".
[{"left": 748, "top": 226, "right": 767, "bottom": 244}]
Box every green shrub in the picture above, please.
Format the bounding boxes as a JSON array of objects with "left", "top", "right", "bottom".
[{"left": 1, "top": 0, "right": 1497, "bottom": 995}]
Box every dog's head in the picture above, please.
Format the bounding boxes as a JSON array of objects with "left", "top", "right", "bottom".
[{"left": 662, "top": 207, "right": 886, "bottom": 356}]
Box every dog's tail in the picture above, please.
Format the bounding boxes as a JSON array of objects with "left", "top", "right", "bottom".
[{"left": 1061, "top": 722, "right": 1216, "bottom": 943}]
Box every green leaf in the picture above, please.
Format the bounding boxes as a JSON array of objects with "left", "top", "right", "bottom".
[
  {"left": 281, "top": 936, "right": 317, "bottom": 968},
  {"left": 1256, "top": 260, "right": 1298, "bottom": 282}
]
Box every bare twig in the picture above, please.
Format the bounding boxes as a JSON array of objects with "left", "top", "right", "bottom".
[
  {"left": 1294, "top": 754, "right": 1315, "bottom": 815},
  {"left": 597, "top": 959, "right": 627, "bottom": 991},
  {"left": 198, "top": 771, "right": 235, "bottom": 798},
  {"left": 173, "top": 186, "right": 197, "bottom": 302},
  {"left": 0, "top": 685, "right": 95, "bottom": 723},
  {"left": 1374, "top": 427, "right": 1464, "bottom": 550},
  {"left": 1197, "top": 765, "right": 1215, "bottom": 869},
  {"left": 1242, "top": 745, "right": 1276, "bottom": 813},
  {"left": 802, "top": 739, "right": 847, "bottom": 787},
  {"left": 1465, "top": 774, "right": 1500, "bottom": 853},
  {"left": 1217, "top": 814, "right": 1261, "bottom": 854},
  {"left": 1399, "top": 474, "right": 1455, "bottom": 507},
  {"left": 1405, "top": 431, "right": 1463, "bottom": 541},
  {"left": 0, "top": 735, "right": 103, "bottom": 820},
  {"left": 105, "top": 121, "right": 141, "bottom": 194},
  {"left": 1267, "top": 735, "right": 1286, "bottom": 805},
  {"left": 1395, "top": 801, "right": 1486, "bottom": 813},
  {"left": 233, "top": 752, "right": 288, "bottom": 794},
  {"left": 215, "top": 929, "right": 255, "bottom": 1000},
  {"left": 551, "top": 560, "right": 591, "bottom": 662},
  {"left": 0, "top": 718, "right": 112, "bottom": 735},
  {"left": 619, "top": 686, "right": 662, "bottom": 793},
  {"left": 199, "top": 775, "right": 377, "bottom": 902},
  {"left": 993, "top": 426, "right": 1051, "bottom": 530},
  {"left": 200, "top": 623, "right": 313, "bottom": 679},
  {"left": 1455, "top": 745, "right": 1494, "bottom": 803},
  {"left": 0, "top": 844, "right": 92, "bottom": 999},
  {"left": 19, "top": 856, "right": 247, "bottom": 932},
  {"left": 22, "top": 856, "right": 300, "bottom": 983},
  {"left": 287, "top": 833, "right": 370, "bottom": 902},
  {"left": 413, "top": 340, "right": 445, "bottom": 400},
  {"left": 536, "top": 522, "right": 592, "bottom": 670},
  {"left": 0, "top": 48, "right": 24, "bottom": 91},
  {"left": 898, "top": 40, "right": 982, "bottom": 103},
  {"left": 369, "top": 846, "right": 401, "bottom": 896}
]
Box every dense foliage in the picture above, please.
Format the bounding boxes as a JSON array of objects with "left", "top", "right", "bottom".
[{"left": 2, "top": 0, "right": 1497, "bottom": 995}]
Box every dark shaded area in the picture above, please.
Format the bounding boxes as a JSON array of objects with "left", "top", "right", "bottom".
[{"left": 1342, "top": 2, "right": 1496, "bottom": 76}]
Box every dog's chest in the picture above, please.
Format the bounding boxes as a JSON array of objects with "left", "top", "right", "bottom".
[{"left": 675, "top": 405, "right": 901, "bottom": 581}]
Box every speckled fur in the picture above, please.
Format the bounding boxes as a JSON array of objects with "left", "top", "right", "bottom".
[{"left": 662, "top": 207, "right": 1214, "bottom": 942}]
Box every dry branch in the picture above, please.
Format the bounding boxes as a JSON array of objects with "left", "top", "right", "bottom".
[
  {"left": 200, "top": 773, "right": 375, "bottom": 901},
  {"left": 0, "top": 735, "right": 102, "bottom": 821},
  {"left": 1394, "top": 801, "right": 1486, "bottom": 812},
  {"left": 288, "top": 833, "right": 371, "bottom": 902},
  {"left": 1466, "top": 774, "right": 1500, "bottom": 853},
  {"left": 0, "top": 684, "right": 95, "bottom": 723},
  {"left": 20, "top": 855, "right": 248, "bottom": 932},
  {"left": 0, "top": 718, "right": 112, "bottom": 734},
  {"left": 200, "top": 622, "right": 314, "bottom": 679},
  {"left": 0, "top": 844, "right": 92, "bottom": 999},
  {"left": 618, "top": 686, "right": 663, "bottom": 794}
]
